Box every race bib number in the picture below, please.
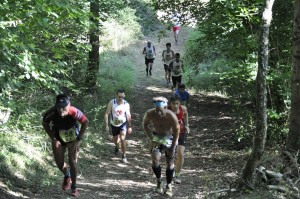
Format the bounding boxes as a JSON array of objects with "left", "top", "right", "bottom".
[
  {"left": 147, "top": 50, "right": 154, "bottom": 59},
  {"left": 112, "top": 116, "right": 126, "bottom": 126},
  {"left": 165, "top": 54, "right": 171, "bottom": 61},
  {"left": 59, "top": 128, "right": 77, "bottom": 143},
  {"left": 152, "top": 135, "right": 172, "bottom": 147},
  {"left": 173, "top": 69, "right": 181, "bottom": 75}
]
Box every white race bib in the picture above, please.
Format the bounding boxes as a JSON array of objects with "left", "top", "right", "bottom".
[
  {"left": 152, "top": 135, "right": 172, "bottom": 147},
  {"left": 59, "top": 128, "right": 77, "bottom": 142}
]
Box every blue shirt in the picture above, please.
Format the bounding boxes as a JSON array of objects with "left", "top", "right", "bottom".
[{"left": 175, "top": 89, "right": 190, "bottom": 102}]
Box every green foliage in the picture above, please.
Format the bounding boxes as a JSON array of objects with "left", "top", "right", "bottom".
[
  {"left": 0, "top": 0, "right": 91, "bottom": 109},
  {"left": 0, "top": 127, "right": 58, "bottom": 190},
  {"left": 129, "top": 0, "right": 162, "bottom": 34},
  {"left": 0, "top": 0, "right": 149, "bottom": 193},
  {"left": 98, "top": 51, "right": 136, "bottom": 99},
  {"left": 182, "top": 0, "right": 293, "bottom": 146},
  {"left": 100, "top": 8, "right": 142, "bottom": 50}
]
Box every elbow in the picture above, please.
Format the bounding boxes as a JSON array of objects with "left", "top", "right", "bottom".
[{"left": 83, "top": 119, "right": 89, "bottom": 127}]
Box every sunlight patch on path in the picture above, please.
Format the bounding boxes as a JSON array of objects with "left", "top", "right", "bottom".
[{"left": 145, "top": 86, "right": 173, "bottom": 94}]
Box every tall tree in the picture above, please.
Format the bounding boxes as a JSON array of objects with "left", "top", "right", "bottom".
[
  {"left": 286, "top": 0, "right": 300, "bottom": 152},
  {"left": 86, "top": 0, "right": 100, "bottom": 91},
  {"left": 238, "top": 0, "right": 275, "bottom": 188}
]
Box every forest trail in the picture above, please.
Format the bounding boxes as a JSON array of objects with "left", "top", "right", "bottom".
[{"left": 8, "top": 28, "right": 241, "bottom": 199}]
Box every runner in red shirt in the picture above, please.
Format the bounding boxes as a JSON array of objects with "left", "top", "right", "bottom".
[
  {"left": 42, "top": 94, "right": 89, "bottom": 197},
  {"left": 168, "top": 95, "right": 190, "bottom": 184}
]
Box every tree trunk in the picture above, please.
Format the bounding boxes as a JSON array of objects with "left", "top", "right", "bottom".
[
  {"left": 286, "top": 0, "right": 300, "bottom": 153},
  {"left": 86, "top": 0, "right": 100, "bottom": 92},
  {"left": 237, "top": 0, "right": 275, "bottom": 189}
]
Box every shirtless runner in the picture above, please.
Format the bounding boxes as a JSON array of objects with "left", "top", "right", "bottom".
[{"left": 142, "top": 96, "right": 180, "bottom": 197}]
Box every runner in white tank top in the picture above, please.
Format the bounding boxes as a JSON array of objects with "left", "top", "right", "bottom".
[
  {"left": 169, "top": 53, "right": 185, "bottom": 90},
  {"left": 104, "top": 89, "right": 132, "bottom": 163},
  {"left": 142, "top": 41, "right": 156, "bottom": 76},
  {"left": 162, "top": 43, "right": 175, "bottom": 86}
]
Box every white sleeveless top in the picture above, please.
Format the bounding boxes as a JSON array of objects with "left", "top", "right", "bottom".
[
  {"left": 110, "top": 99, "right": 130, "bottom": 127},
  {"left": 171, "top": 60, "right": 183, "bottom": 77},
  {"left": 145, "top": 45, "right": 155, "bottom": 59},
  {"left": 163, "top": 50, "right": 174, "bottom": 65}
]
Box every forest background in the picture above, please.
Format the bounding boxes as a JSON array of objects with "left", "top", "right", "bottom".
[{"left": 0, "top": 0, "right": 296, "bottom": 198}]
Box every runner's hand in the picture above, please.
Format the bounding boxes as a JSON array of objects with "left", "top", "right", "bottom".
[
  {"left": 185, "top": 126, "right": 190, "bottom": 134},
  {"left": 128, "top": 127, "right": 132, "bottom": 134},
  {"left": 105, "top": 125, "right": 109, "bottom": 132}
]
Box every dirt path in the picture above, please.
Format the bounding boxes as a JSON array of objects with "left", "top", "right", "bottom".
[{"left": 12, "top": 28, "right": 240, "bottom": 199}]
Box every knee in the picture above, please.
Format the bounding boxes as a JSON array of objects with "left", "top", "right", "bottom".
[
  {"left": 166, "top": 163, "right": 175, "bottom": 170},
  {"left": 56, "top": 162, "right": 65, "bottom": 171},
  {"left": 120, "top": 134, "right": 126, "bottom": 141},
  {"left": 177, "top": 152, "right": 184, "bottom": 160},
  {"left": 69, "top": 156, "right": 77, "bottom": 166},
  {"left": 152, "top": 158, "right": 160, "bottom": 165}
]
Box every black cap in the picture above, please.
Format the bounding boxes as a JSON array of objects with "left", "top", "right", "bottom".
[{"left": 55, "top": 94, "right": 70, "bottom": 108}]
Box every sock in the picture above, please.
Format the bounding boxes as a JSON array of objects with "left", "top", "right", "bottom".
[
  {"left": 176, "top": 172, "right": 180, "bottom": 177},
  {"left": 152, "top": 165, "right": 161, "bottom": 179},
  {"left": 166, "top": 168, "right": 174, "bottom": 184},
  {"left": 71, "top": 183, "right": 77, "bottom": 190},
  {"left": 64, "top": 169, "right": 71, "bottom": 178}
]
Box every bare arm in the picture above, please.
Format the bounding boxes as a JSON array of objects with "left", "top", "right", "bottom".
[
  {"left": 181, "top": 61, "right": 185, "bottom": 73},
  {"left": 78, "top": 119, "right": 89, "bottom": 139},
  {"left": 142, "top": 112, "right": 153, "bottom": 139},
  {"left": 126, "top": 104, "right": 132, "bottom": 126},
  {"left": 142, "top": 47, "right": 146, "bottom": 54},
  {"left": 182, "top": 106, "right": 190, "bottom": 133},
  {"left": 104, "top": 101, "right": 112, "bottom": 129},
  {"left": 170, "top": 112, "right": 180, "bottom": 149},
  {"left": 42, "top": 121, "right": 55, "bottom": 139}
]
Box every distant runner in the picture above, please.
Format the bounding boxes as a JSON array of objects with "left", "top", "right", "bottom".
[
  {"left": 174, "top": 83, "right": 190, "bottom": 106},
  {"left": 142, "top": 97, "right": 180, "bottom": 197},
  {"left": 162, "top": 43, "right": 175, "bottom": 86},
  {"left": 42, "top": 94, "right": 89, "bottom": 197},
  {"left": 170, "top": 12, "right": 181, "bottom": 44},
  {"left": 169, "top": 53, "right": 185, "bottom": 90},
  {"left": 142, "top": 41, "right": 156, "bottom": 76}
]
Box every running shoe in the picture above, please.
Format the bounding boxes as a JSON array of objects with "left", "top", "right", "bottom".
[
  {"left": 174, "top": 176, "right": 181, "bottom": 184},
  {"left": 156, "top": 179, "right": 163, "bottom": 194},
  {"left": 164, "top": 185, "right": 173, "bottom": 197},
  {"left": 62, "top": 177, "right": 71, "bottom": 191},
  {"left": 122, "top": 156, "right": 128, "bottom": 164},
  {"left": 70, "top": 188, "right": 80, "bottom": 197}
]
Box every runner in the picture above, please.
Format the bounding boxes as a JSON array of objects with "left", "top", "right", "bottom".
[
  {"left": 142, "top": 41, "right": 156, "bottom": 76},
  {"left": 170, "top": 12, "right": 181, "bottom": 44},
  {"left": 174, "top": 83, "right": 190, "bottom": 106},
  {"left": 169, "top": 53, "right": 185, "bottom": 90},
  {"left": 142, "top": 97, "right": 180, "bottom": 197},
  {"left": 104, "top": 88, "right": 132, "bottom": 164},
  {"left": 162, "top": 43, "right": 175, "bottom": 86},
  {"left": 168, "top": 95, "right": 190, "bottom": 184},
  {"left": 42, "top": 94, "right": 89, "bottom": 197}
]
